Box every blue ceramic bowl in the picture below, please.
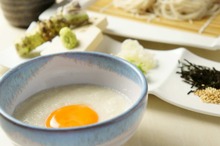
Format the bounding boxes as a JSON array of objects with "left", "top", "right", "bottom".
[{"left": 0, "top": 52, "right": 148, "bottom": 146}]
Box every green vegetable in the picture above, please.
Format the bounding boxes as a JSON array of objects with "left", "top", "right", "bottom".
[
  {"left": 15, "top": 32, "right": 45, "bottom": 57},
  {"left": 59, "top": 27, "right": 78, "bottom": 49},
  {"left": 117, "top": 39, "right": 157, "bottom": 74},
  {"left": 15, "top": 1, "right": 89, "bottom": 57}
]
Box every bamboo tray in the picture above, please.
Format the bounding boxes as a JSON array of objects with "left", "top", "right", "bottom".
[
  {"left": 88, "top": 0, "right": 220, "bottom": 50},
  {"left": 88, "top": 0, "right": 220, "bottom": 37}
]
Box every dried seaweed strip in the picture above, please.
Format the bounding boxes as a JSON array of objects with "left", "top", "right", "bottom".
[{"left": 177, "top": 59, "right": 220, "bottom": 94}]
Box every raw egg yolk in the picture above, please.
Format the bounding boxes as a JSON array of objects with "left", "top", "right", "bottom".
[{"left": 46, "top": 104, "right": 98, "bottom": 128}]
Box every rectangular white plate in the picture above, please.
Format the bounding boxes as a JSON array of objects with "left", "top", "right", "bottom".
[{"left": 87, "top": 11, "right": 220, "bottom": 51}]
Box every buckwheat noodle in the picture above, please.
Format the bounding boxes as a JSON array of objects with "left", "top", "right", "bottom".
[
  {"left": 153, "top": 0, "right": 220, "bottom": 21},
  {"left": 113, "top": 0, "right": 220, "bottom": 21},
  {"left": 113, "top": 0, "right": 156, "bottom": 14}
]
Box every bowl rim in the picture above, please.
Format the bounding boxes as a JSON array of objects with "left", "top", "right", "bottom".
[{"left": 0, "top": 51, "right": 148, "bottom": 131}]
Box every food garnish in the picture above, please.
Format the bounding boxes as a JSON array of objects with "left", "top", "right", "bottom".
[
  {"left": 59, "top": 27, "right": 78, "bottom": 49},
  {"left": 177, "top": 59, "right": 220, "bottom": 104},
  {"left": 116, "top": 39, "right": 157, "bottom": 74},
  {"left": 15, "top": 1, "right": 89, "bottom": 57},
  {"left": 194, "top": 87, "right": 220, "bottom": 104}
]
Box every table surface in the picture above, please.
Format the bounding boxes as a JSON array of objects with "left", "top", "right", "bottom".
[{"left": 0, "top": 7, "right": 220, "bottom": 146}]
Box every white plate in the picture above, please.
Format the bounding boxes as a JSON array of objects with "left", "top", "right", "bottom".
[
  {"left": 145, "top": 48, "right": 220, "bottom": 117},
  {"left": 1, "top": 35, "right": 219, "bottom": 117},
  {"left": 39, "top": 1, "right": 220, "bottom": 51},
  {"left": 88, "top": 11, "right": 220, "bottom": 51},
  {"left": 98, "top": 37, "right": 220, "bottom": 117}
]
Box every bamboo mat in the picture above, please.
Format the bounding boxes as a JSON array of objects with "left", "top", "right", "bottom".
[{"left": 88, "top": 0, "right": 220, "bottom": 38}]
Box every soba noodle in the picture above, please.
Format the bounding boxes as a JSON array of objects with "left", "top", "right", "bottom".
[
  {"left": 113, "top": 0, "right": 220, "bottom": 21},
  {"left": 113, "top": 0, "right": 156, "bottom": 14},
  {"left": 153, "top": 0, "right": 220, "bottom": 20}
]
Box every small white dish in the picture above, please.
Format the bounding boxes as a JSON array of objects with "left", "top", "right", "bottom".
[
  {"left": 99, "top": 38, "right": 220, "bottom": 117},
  {"left": 145, "top": 48, "right": 220, "bottom": 117}
]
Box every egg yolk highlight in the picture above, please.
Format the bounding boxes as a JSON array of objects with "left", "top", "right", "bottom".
[{"left": 46, "top": 104, "right": 98, "bottom": 128}]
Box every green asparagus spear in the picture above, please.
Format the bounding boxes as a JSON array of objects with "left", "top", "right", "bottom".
[{"left": 15, "top": 1, "right": 89, "bottom": 57}]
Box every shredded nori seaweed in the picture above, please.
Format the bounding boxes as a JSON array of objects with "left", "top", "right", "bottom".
[{"left": 176, "top": 59, "right": 220, "bottom": 94}]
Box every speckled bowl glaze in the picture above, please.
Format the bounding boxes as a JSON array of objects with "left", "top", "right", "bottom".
[
  {"left": 0, "top": 52, "right": 148, "bottom": 146},
  {"left": 0, "top": 0, "right": 55, "bottom": 28}
]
